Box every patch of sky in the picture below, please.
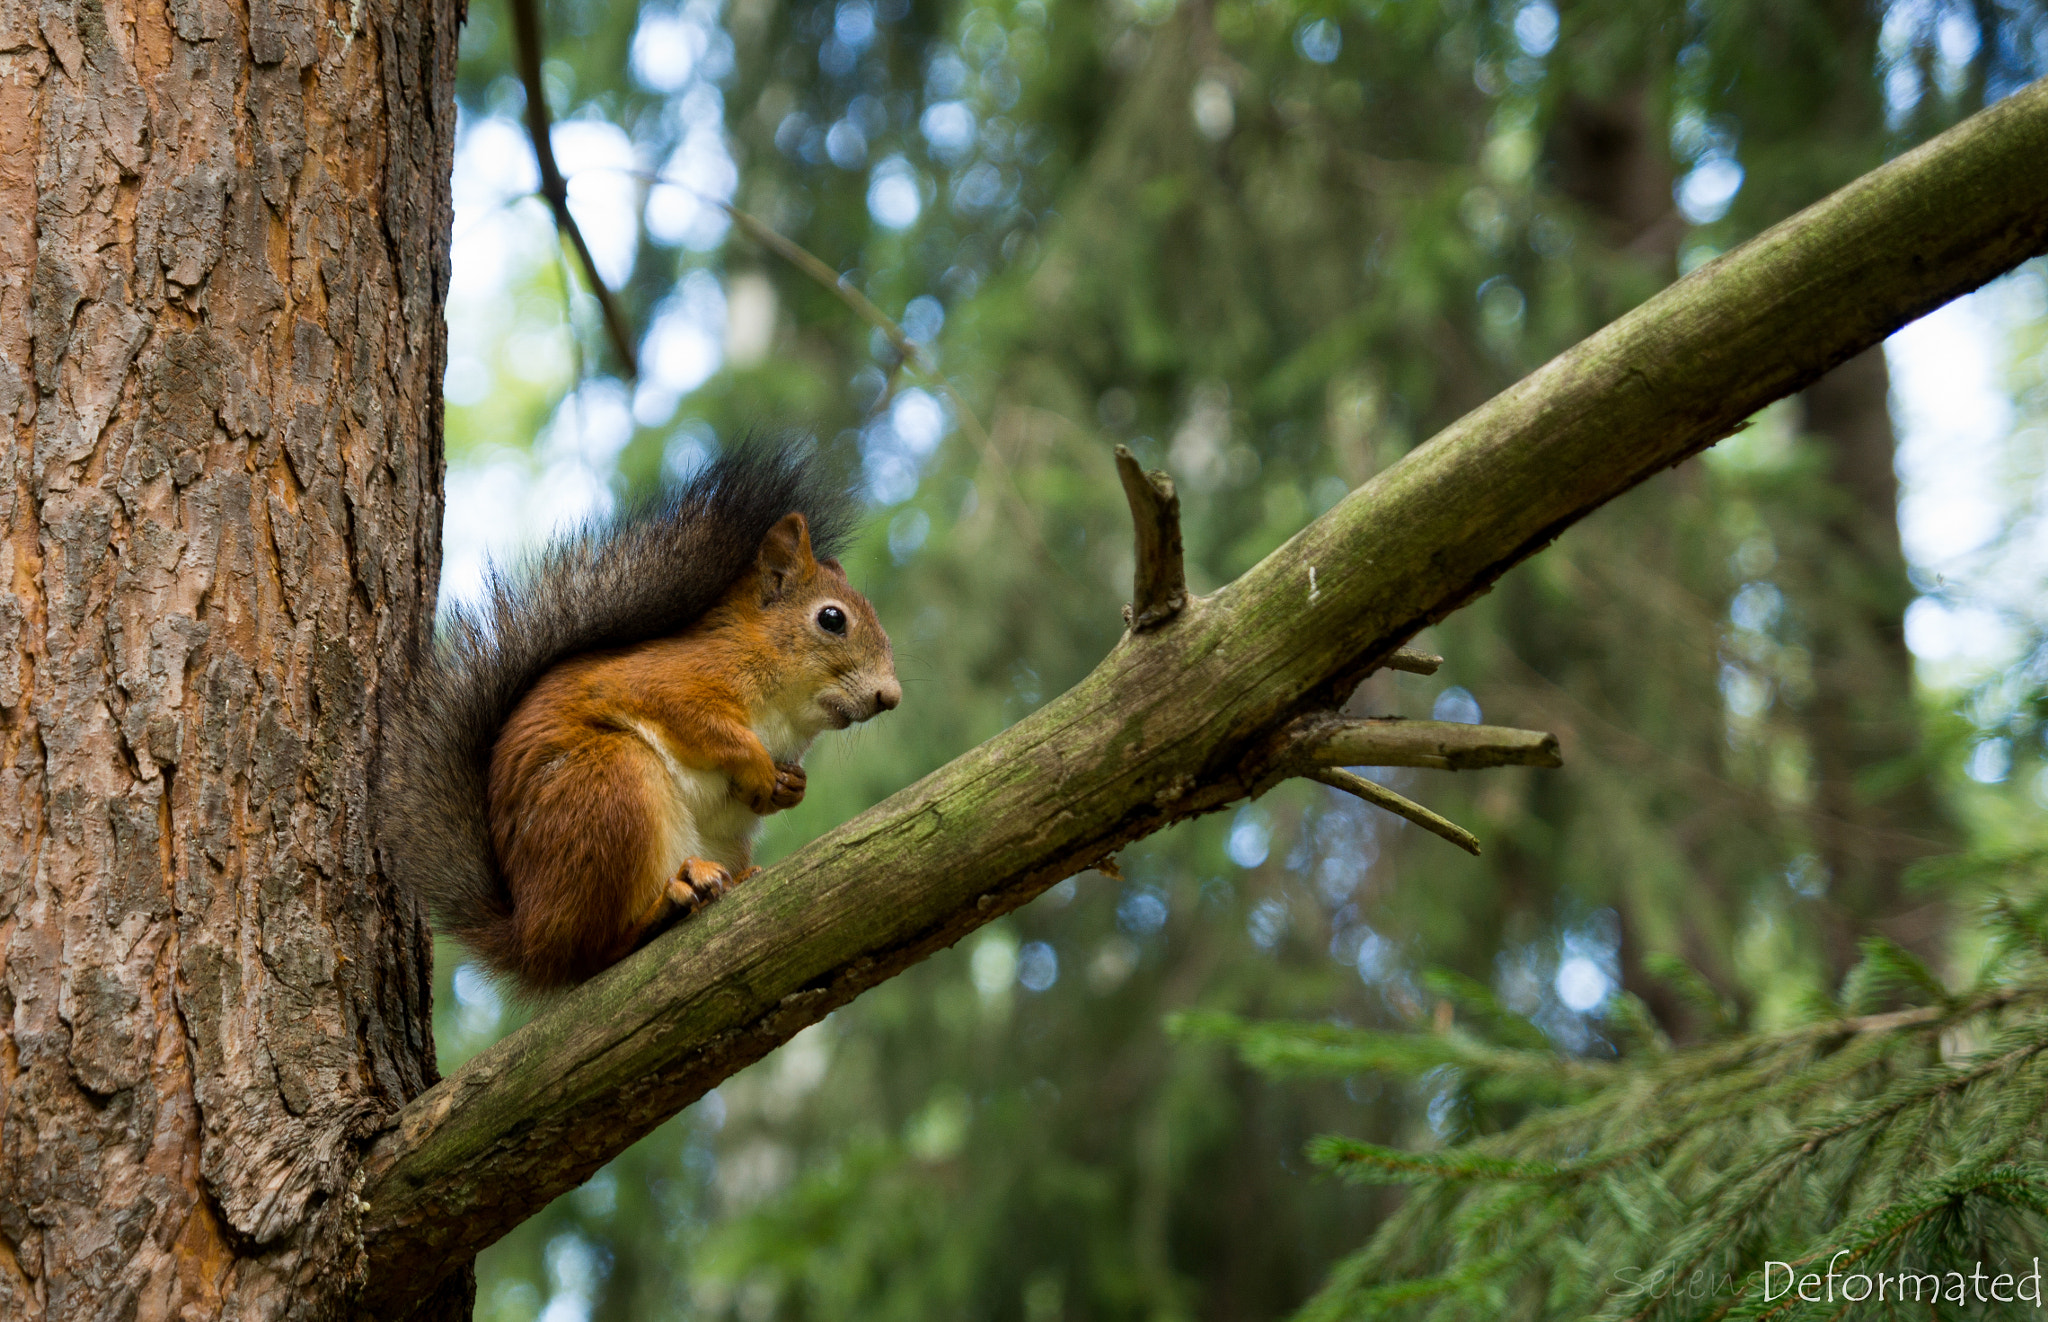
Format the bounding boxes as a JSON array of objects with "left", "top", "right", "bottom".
[
  {"left": 645, "top": 112, "right": 738, "bottom": 250},
  {"left": 1887, "top": 267, "right": 2046, "bottom": 689},
  {"left": 971, "top": 927, "right": 1019, "bottom": 997},
  {"left": 1311, "top": 798, "right": 1380, "bottom": 906},
  {"left": 1432, "top": 685, "right": 1482, "bottom": 724},
  {"left": 952, "top": 161, "right": 1004, "bottom": 212},
  {"left": 1719, "top": 663, "right": 1772, "bottom": 720},
  {"left": 1353, "top": 925, "right": 1394, "bottom": 981},
  {"left": 868, "top": 155, "right": 925, "bottom": 228},
  {"left": 1246, "top": 897, "right": 1287, "bottom": 950},
  {"left": 1294, "top": 18, "right": 1341, "bottom": 63},
  {"left": 1226, "top": 806, "right": 1270, "bottom": 868},
  {"left": 662, "top": 420, "right": 716, "bottom": 484},
  {"left": 1513, "top": 1, "right": 1558, "bottom": 57},
  {"left": 1729, "top": 581, "right": 1784, "bottom": 634},
  {"left": 826, "top": 118, "right": 868, "bottom": 169},
  {"left": 926, "top": 49, "right": 970, "bottom": 100},
  {"left": 862, "top": 388, "right": 948, "bottom": 504},
  {"left": 447, "top": 112, "right": 545, "bottom": 288},
  {"left": 631, "top": 9, "right": 711, "bottom": 93},
  {"left": 819, "top": 36, "right": 859, "bottom": 77},
  {"left": 1017, "top": 942, "right": 1059, "bottom": 991},
  {"left": 921, "top": 100, "right": 978, "bottom": 164},
  {"left": 1495, "top": 911, "right": 1619, "bottom": 1053},
  {"left": 632, "top": 271, "right": 727, "bottom": 425},
  {"left": 451, "top": 963, "right": 502, "bottom": 1037},
  {"left": 888, "top": 507, "right": 930, "bottom": 562},
  {"left": 1117, "top": 886, "right": 1169, "bottom": 936},
  {"left": 1676, "top": 154, "right": 1744, "bottom": 224},
  {"left": 1785, "top": 853, "right": 1828, "bottom": 899},
  {"left": 547, "top": 121, "right": 642, "bottom": 290},
  {"left": 836, "top": 0, "right": 876, "bottom": 49},
  {"left": 901, "top": 294, "right": 944, "bottom": 342},
  {"left": 1189, "top": 76, "right": 1234, "bottom": 140},
  {"left": 1967, "top": 736, "right": 2013, "bottom": 784},
  {"left": 539, "top": 1233, "right": 605, "bottom": 1322}
]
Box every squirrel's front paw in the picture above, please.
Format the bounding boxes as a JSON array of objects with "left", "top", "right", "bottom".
[
  {"left": 768, "top": 761, "right": 806, "bottom": 811},
  {"left": 743, "top": 761, "right": 806, "bottom": 813}
]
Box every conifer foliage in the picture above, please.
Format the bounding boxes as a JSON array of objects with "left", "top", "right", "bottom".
[{"left": 1179, "top": 890, "right": 2048, "bottom": 1320}]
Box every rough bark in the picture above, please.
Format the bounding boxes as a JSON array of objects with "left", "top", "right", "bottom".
[
  {"left": 354, "top": 78, "right": 2048, "bottom": 1313},
  {"left": 0, "top": 3, "right": 460, "bottom": 1319}
]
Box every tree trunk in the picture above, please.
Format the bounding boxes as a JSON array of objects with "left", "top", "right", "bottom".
[
  {"left": 0, "top": 4, "right": 461, "bottom": 1319},
  {"left": 1738, "top": 0, "right": 1958, "bottom": 974},
  {"left": 1802, "top": 347, "right": 1954, "bottom": 968}
]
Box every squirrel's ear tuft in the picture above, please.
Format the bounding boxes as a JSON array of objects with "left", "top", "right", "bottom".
[{"left": 757, "top": 512, "right": 816, "bottom": 601}]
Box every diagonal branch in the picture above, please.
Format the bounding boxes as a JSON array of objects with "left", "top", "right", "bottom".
[
  {"left": 509, "top": 0, "right": 640, "bottom": 379},
  {"left": 356, "top": 78, "right": 2048, "bottom": 1313}
]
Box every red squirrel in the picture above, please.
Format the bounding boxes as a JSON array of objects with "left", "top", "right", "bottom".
[{"left": 385, "top": 446, "right": 899, "bottom": 990}]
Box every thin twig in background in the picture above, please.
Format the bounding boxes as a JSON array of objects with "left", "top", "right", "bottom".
[
  {"left": 509, "top": 0, "right": 641, "bottom": 379},
  {"left": 716, "top": 200, "right": 1069, "bottom": 575},
  {"left": 1309, "top": 766, "right": 1484, "bottom": 855},
  {"left": 539, "top": 158, "right": 1073, "bottom": 576}
]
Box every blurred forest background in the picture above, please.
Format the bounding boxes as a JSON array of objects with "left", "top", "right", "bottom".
[{"left": 430, "top": 0, "right": 2048, "bottom": 1315}]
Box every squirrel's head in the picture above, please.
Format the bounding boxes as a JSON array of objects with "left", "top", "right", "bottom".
[{"left": 749, "top": 511, "right": 901, "bottom": 731}]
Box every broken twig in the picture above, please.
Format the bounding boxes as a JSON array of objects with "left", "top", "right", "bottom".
[
  {"left": 1114, "top": 445, "right": 1188, "bottom": 630},
  {"left": 1303, "top": 717, "right": 1561, "bottom": 771},
  {"left": 1382, "top": 648, "right": 1443, "bottom": 675}
]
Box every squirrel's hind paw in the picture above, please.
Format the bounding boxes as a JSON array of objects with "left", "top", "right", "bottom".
[
  {"left": 668, "top": 857, "right": 735, "bottom": 914},
  {"left": 633, "top": 858, "right": 754, "bottom": 953}
]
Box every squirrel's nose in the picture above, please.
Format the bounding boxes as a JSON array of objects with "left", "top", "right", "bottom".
[{"left": 874, "top": 679, "right": 902, "bottom": 713}]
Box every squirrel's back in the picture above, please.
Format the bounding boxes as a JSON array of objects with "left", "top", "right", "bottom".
[{"left": 381, "top": 444, "right": 857, "bottom": 980}]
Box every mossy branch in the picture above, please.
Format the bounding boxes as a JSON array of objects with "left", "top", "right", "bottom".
[{"left": 355, "top": 78, "right": 2048, "bottom": 1313}]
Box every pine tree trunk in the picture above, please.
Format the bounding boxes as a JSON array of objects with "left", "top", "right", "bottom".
[
  {"left": 1802, "top": 348, "right": 1955, "bottom": 969},
  {"left": 0, "top": 4, "right": 461, "bottom": 1318}
]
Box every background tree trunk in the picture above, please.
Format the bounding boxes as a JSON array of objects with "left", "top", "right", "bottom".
[
  {"left": 0, "top": 4, "right": 461, "bottom": 1318},
  {"left": 1801, "top": 347, "right": 1954, "bottom": 969}
]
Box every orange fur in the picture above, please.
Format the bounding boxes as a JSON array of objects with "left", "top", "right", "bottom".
[{"left": 484, "top": 513, "right": 899, "bottom": 988}]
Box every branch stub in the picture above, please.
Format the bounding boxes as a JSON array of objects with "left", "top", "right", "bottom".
[{"left": 1114, "top": 445, "right": 1188, "bottom": 631}]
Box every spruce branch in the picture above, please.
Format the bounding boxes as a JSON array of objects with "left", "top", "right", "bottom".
[
  {"left": 1606, "top": 1024, "right": 2048, "bottom": 1322},
  {"left": 1722, "top": 1163, "right": 2048, "bottom": 1322},
  {"left": 1308, "top": 1136, "right": 1569, "bottom": 1184}
]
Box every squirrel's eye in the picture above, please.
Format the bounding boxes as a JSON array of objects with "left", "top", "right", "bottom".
[{"left": 817, "top": 605, "right": 848, "bottom": 635}]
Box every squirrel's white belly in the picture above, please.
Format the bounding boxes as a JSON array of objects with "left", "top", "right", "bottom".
[
  {"left": 627, "top": 720, "right": 761, "bottom": 876},
  {"left": 671, "top": 766, "right": 758, "bottom": 872},
  {"left": 627, "top": 707, "right": 825, "bottom": 879}
]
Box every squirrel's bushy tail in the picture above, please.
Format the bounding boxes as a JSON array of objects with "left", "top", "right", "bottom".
[{"left": 380, "top": 442, "right": 857, "bottom": 981}]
